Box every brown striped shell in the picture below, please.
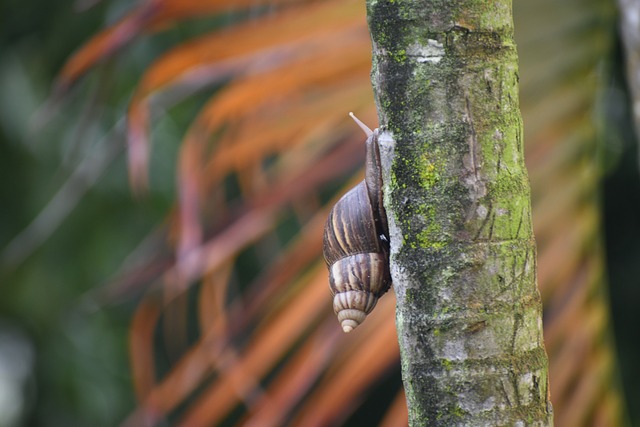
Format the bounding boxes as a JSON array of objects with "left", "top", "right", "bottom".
[{"left": 323, "top": 117, "right": 391, "bottom": 333}]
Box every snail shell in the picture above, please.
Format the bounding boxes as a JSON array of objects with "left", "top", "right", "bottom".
[{"left": 323, "top": 115, "right": 391, "bottom": 333}]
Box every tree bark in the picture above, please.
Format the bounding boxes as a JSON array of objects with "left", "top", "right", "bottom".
[{"left": 365, "top": 1, "right": 554, "bottom": 425}]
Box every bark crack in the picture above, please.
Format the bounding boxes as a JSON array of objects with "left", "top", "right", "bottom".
[
  {"left": 473, "top": 201, "right": 493, "bottom": 240},
  {"left": 465, "top": 96, "right": 481, "bottom": 184},
  {"left": 514, "top": 205, "right": 525, "bottom": 239},
  {"left": 463, "top": 96, "right": 487, "bottom": 223}
]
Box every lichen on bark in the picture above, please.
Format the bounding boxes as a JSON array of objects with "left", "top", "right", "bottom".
[{"left": 365, "top": 0, "right": 554, "bottom": 425}]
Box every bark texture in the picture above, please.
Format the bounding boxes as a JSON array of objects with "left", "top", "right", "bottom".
[{"left": 365, "top": 1, "right": 553, "bottom": 425}]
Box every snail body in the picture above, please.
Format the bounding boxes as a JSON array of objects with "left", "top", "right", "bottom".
[{"left": 323, "top": 114, "right": 391, "bottom": 333}]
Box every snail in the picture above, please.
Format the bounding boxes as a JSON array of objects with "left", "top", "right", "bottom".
[{"left": 323, "top": 113, "right": 392, "bottom": 333}]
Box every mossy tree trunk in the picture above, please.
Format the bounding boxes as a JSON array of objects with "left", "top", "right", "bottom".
[{"left": 365, "top": 1, "right": 554, "bottom": 425}]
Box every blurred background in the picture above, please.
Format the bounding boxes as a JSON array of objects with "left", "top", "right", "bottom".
[{"left": 0, "top": 0, "right": 638, "bottom": 426}]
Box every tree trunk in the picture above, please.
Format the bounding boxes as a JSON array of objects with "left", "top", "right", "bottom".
[{"left": 365, "top": 1, "right": 554, "bottom": 425}]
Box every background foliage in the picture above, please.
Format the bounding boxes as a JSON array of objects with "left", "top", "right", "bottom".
[{"left": 0, "top": 0, "right": 639, "bottom": 426}]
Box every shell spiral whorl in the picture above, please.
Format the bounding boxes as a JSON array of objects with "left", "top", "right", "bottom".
[{"left": 323, "top": 114, "right": 391, "bottom": 333}]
